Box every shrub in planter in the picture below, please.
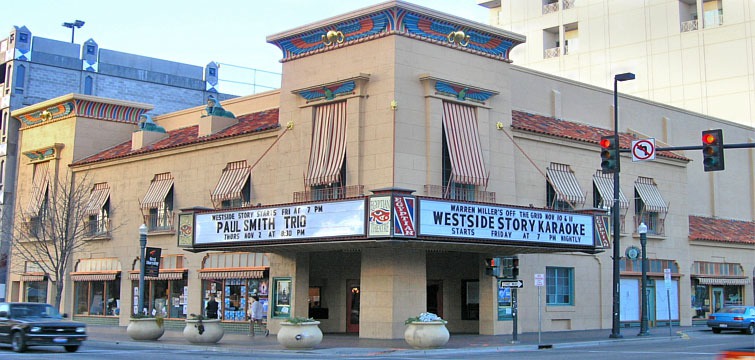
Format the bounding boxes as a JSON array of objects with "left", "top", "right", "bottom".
[
  {"left": 404, "top": 312, "right": 449, "bottom": 349},
  {"left": 127, "top": 314, "right": 165, "bottom": 341},
  {"left": 183, "top": 314, "right": 224, "bottom": 344},
  {"left": 277, "top": 316, "right": 322, "bottom": 349}
]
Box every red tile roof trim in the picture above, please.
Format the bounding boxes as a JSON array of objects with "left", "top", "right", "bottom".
[
  {"left": 73, "top": 109, "right": 280, "bottom": 166},
  {"left": 689, "top": 215, "right": 755, "bottom": 244},
  {"left": 511, "top": 111, "right": 689, "bottom": 161}
]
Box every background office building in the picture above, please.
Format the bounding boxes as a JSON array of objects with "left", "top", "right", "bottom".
[
  {"left": 478, "top": 0, "right": 755, "bottom": 128},
  {"left": 0, "top": 26, "right": 236, "bottom": 300}
]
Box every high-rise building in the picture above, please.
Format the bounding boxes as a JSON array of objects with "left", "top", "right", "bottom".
[
  {"left": 0, "top": 26, "right": 236, "bottom": 301},
  {"left": 478, "top": 0, "right": 754, "bottom": 127}
]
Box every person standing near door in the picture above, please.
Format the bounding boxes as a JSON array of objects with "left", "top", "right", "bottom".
[
  {"left": 205, "top": 294, "right": 219, "bottom": 319},
  {"left": 249, "top": 295, "right": 268, "bottom": 336}
]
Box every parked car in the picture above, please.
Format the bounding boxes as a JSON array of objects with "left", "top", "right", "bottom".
[
  {"left": 0, "top": 302, "right": 87, "bottom": 352},
  {"left": 707, "top": 305, "right": 755, "bottom": 335}
]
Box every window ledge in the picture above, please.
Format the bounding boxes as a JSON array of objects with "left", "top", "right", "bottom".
[
  {"left": 545, "top": 305, "right": 575, "bottom": 312},
  {"left": 632, "top": 233, "right": 667, "bottom": 240},
  {"left": 84, "top": 234, "right": 112, "bottom": 241},
  {"left": 147, "top": 229, "right": 176, "bottom": 236}
]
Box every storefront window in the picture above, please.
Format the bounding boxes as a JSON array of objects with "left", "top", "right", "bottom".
[
  {"left": 202, "top": 278, "right": 269, "bottom": 322},
  {"left": 132, "top": 278, "right": 187, "bottom": 319},
  {"left": 24, "top": 281, "right": 47, "bottom": 303},
  {"left": 74, "top": 279, "right": 121, "bottom": 316}
]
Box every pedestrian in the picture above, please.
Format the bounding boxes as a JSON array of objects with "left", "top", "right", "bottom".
[
  {"left": 249, "top": 295, "right": 268, "bottom": 336},
  {"left": 205, "top": 294, "right": 218, "bottom": 319}
]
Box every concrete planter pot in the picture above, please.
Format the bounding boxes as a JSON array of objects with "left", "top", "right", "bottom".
[
  {"left": 126, "top": 318, "right": 165, "bottom": 341},
  {"left": 276, "top": 321, "right": 323, "bottom": 349},
  {"left": 183, "top": 318, "right": 224, "bottom": 344},
  {"left": 404, "top": 321, "right": 450, "bottom": 349}
]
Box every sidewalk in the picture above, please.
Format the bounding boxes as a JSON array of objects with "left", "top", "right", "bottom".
[{"left": 86, "top": 324, "right": 702, "bottom": 357}]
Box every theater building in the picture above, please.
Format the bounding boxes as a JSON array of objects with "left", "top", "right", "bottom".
[{"left": 7, "top": 1, "right": 753, "bottom": 339}]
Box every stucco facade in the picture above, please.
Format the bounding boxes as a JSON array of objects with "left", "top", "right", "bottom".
[
  {"left": 479, "top": 0, "right": 755, "bottom": 128},
  {"left": 6, "top": 1, "right": 753, "bottom": 340}
]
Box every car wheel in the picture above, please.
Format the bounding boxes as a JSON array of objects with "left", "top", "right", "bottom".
[
  {"left": 712, "top": 328, "right": 721, "bottom": 334},
  {"left": 744, "top": 323, "right": 755, "bottom": 335},
  {"left": 11, "top": 332, "right": 27, "bottom": 353},
  {"left": 64, "top": 345, "right": 80, "bottom": 352}
]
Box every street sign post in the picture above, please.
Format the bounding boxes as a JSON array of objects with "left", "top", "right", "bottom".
[
  {"left": 632, "top": 138, "right": 656, "bottom": 162},
  {"left": 664, "top": 268, "right": 672, "bottom": 337},
  {"left": 535, "top": 273, "right": 545, "bottom": 345},
  {"left": 499, "top": 280, "right": 524, "bottom": 288}
]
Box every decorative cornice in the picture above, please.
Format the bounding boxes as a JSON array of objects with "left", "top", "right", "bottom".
[
  {"left": 267, "top": 1, "right": 524, "bottom": 62},
  {"left": 419, "top": 75, "right": 498, "bottom": 105},
  {"left": 23, "top": 143, "right": 64, "bottom": 163},
  {"left": 292, "top": 74, "right": 370, "bottom": 104},
  {"left": 12, "top": 93, "right": 153, "bottom": 129}
]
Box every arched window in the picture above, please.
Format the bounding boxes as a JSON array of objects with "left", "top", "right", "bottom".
[{"left": 84, "top": 76, "right": 93, "bottom": 95}]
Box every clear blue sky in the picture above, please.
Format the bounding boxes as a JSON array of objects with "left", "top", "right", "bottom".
[{"left": 3, "top": 1, "right": 488, "bottom": 81}]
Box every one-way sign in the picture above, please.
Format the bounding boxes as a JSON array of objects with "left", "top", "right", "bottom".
[{"left": 499, "top": 280, "right": 524, "bottom": 288}]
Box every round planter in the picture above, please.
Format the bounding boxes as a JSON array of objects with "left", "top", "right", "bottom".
[
  {"left": 276, "top": 321, "right": 323, "bottom": 349},
  {"left": 126, "top": 318, "right": 165, "bottom": 341},
  {"left": 183, "top": 318, "right": 224, "bottom": 344},
  {"left": 404, "top": 321, "right": 450, "bottom": 349}
]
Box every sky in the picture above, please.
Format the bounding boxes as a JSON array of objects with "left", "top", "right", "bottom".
[{"left": 3, "top": 1, "right": 489, "bottom": 94}]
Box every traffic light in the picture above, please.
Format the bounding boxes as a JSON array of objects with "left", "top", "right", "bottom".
[
  {"left": 702, "top": 129, "right": 724, "bottom": 172},
  {"left": 501, "top": 256, "right": 519, "bottom": 279},
  {"left": 600, "top": 135, "right": 620, "bottom": 173},
  {"left": 484, "top": 258, "right": 500, "bottom": 277}
]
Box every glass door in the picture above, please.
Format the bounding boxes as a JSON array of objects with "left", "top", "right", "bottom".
[
  {"left": 712, "top": 287, "right": 724, "bottom": 313},
  {"left": 346, "top": 280, "right": 360, "bottom": 333}
]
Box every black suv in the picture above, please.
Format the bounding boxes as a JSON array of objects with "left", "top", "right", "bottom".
[{"left": 0, "top": 302, "right": 87, "bottom": 352}]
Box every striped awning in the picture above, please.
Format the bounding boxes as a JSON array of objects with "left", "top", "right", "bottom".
[
  {"left": 305, "top": 101, "right": 347, "bottom": 186},
  {"left": 546, "top": 163, "right": 585, "bottom": 205},
  {"left": 697, "top": 277, "right": 751, "bottom": 286},
  {"left": 442, "top": 101, "right": 488, "bottom": 186},
  {"left": 27, "top": 162, "right": 50, "bottom": 214},
  {"left": 21, "top": 274, "right": 47, "bottom": 282},
  {"left": 211, "top": 161, "right": 251, "bottom": 203},
  {"left": 128, "top": 269, "right": 186, "bottom": 281},
  {"left": 198, "top": 270, "right": 265, "bottom": 280},
  {"left": 84, "top": 183, "right": 110, "bottom": 215},
  {"left": 70, "top": 272, "right": 119, "bottom": 281},
  {"left": 635, "top": 177, "right": 668, "bottom": 213},
  {"left": 593, "top": 171, "right": 629, "bottom": 209},
  {"left": 141, "top": 173, "right": 173, "bottom": 210}
]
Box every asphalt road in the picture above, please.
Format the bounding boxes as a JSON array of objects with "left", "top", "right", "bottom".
[{"left": 0, "top": 330, "right": 751, "bottom": 359}]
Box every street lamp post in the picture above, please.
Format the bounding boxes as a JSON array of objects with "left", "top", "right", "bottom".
[
  {"left": 638, "top": 222, "right": 650, "bottom": 336},
  {"left": 137, "top": 224, "right": 148, "bottom": 315},
  {"left": 62, "top": 20, "right": 85, "bottom": 43},
  {"left": 610, "top": 72, "right": 635, "bottom": 339}
]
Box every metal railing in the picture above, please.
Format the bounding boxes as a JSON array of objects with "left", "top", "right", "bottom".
[
  {"left": 293, "top": 185, "right": 364, "bottom": 202},
  {"left": 544, "top": 47, "right": 560, "bottom": 59},
  {"left": 144, "top": 210, "right": 174, "bottom": 232},
  {"left": 680, "top": 19, "right": 698, "bottom": 32},
  {"left": 543, "top": 2, "right": 559, "bottom": 14},
  {"left": 634, "top": 214, "right": 665, "bottom": 236},
  {"left": 85, "top": 218, "right": 111, "bottom": 238},
  {"left": 424, "top": 184, "right": 496, "bottom": 203},
  {"left": 563, "top": 0, "right": 576, "bottom": 10}
]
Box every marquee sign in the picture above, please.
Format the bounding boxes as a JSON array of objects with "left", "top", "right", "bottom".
[
  {"left": 419, "top": 200, "right": 595, "bottom": 246},
  {"left": 194, "top": 199, "right": 366, "bottom": 245}
]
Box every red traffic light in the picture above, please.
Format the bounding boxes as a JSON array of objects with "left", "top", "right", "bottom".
[
  {"left": 600, "top": 138, "right": 613, "bottom": 149},
  {"left": 702, "top": 132, "right": 718, "bottom": 145}
]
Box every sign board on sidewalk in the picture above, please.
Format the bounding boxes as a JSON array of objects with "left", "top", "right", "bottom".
[
  {"left": 663, "top": 268, "right": 672, "bottom": 290},
  {"left": 534, "top": 274, "right": 545, "bottom": 287},
  {"left": 499, "top": 280, "right": 524, "bottom": 288}
]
